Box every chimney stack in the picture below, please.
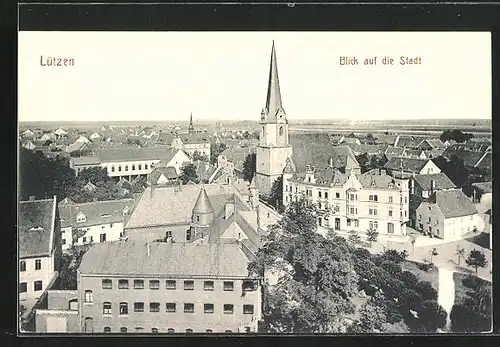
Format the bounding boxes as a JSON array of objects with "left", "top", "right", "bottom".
[
  {"left": 147, "top": 242, "right": 150, "bottom": 257},
  {"left": 431, "top": 179, "right": 435, "bottom": 193}
]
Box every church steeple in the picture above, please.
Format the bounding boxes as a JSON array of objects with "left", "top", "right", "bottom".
[
  {"left": 188, "top": 113, "right": 195, "bottom": 134},
  {"left": 263, "top": 41, "right": 285, "bottom": 121}
]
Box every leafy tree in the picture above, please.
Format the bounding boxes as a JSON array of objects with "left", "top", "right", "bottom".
[
  {"left": 382, "top": 249, "right": 409, "bottom": 263},
  {"left": 130, "top": 176, "right": 147, "bottom": 194},
  {"left": 210, "top": 142, "right": 227, "bottom": 165},
  {"left": 465, "top": 249, "right": 487, "bottom": 275},
  {"left": 179, "top": 163, "right": 199, "bottom": 185},
  {"left": 439, "top": 129, "right": 474, "bottom": 143},
  {"left": 415, "top": 281, "right": 438, "bottom": 301},
  {"left": 77, "top": 167, "right": 109, "bottom": 186},
  {"left": 347, "top": 300, "right": 387, "bottom": 333},
  {"left": 416, "top": 300, "right": 448, "bottom": 332},
  {"left": 348, "top": 230, "right": 361, "bottom": 246},
  {"left": 58, "top": 228, "right": 93, "bottom": 290},
  {"left": 451, "top": 282, "right": 492, "bottom": 333},
  {"left": 455, "top": 246, "right": 466, "bottom": 266},
  {"left": 242, "top": 153, "right": 257, "bottom": 182},
  {"left": 355, "top": 153, "right": 369, "bottom": 172},
  {"left": 365, "top": 228, "right": 379, "bottom": 247},
  {"left": 429, "top": 248, "right": 438, "bottom": 264},
  {"left": 399, "top": 271, "right": 419, "bottom": 288},
  {"left": 268, "top": 176, "right": 284, "bottom": 212},
  {"left": 192, "top": 150, "right": 208, "bottom": 162}
]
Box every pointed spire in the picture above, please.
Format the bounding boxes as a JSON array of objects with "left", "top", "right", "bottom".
[
  {"left": 264, "top": 41, "right": 285, "bottom": 120},
  {"left": 193, "top": 187, "right": 214, "bottom": 214},
  {"left": 188, "top": 112, "right": 195, "bottom": 133}
]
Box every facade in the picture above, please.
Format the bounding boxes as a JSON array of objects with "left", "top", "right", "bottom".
[
  {"left": 35, "top": 290, "right": 79, "bottom": 332},
  {"left": 77, "top": 241, "right": 262, "bottom": 333},
  {"left": 415, "top": 189, "right": 480, "bottom": 241},
  {"left": 283, "top": 164, "right": 410, "bottom": 236},
  {"left": 256, "top": 42, "right": 293, "bottom": 196},
  {"left": 58, "top": 199, "right": 137, "bottom": 251},
  {"left": 19, "top": 196, "right": 62, "bottom": 324},
  {"left": 69, "top": 147, "right": 191, "bottom": 181},
  {"left": 384, "top": 157, "right": 441, "bottom": 175},
  {"left": 218, "top": 147, "right": 256, "bottom": 180}
]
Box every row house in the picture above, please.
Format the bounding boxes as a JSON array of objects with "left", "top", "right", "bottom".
[
  {"left": 383, "top": 157, "right": 441, "bottom": 176},
  {"left": 58, "top": 198, "right": 137, "bottom": 251},
  {"left": 77, "top": 241, "right": 262, "bottom": 333}
]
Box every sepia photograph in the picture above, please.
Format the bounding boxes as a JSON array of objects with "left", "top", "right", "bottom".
[{"left": 18, "top": 30, "right": 492, "bottom": 334}]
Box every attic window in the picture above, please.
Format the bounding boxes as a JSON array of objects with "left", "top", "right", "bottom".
[
  {"left": 76, "top": 213, "right": 86, "bottom": 223},
  {"left": 100, "top": 214, "right": 111, "bottom": 218}
]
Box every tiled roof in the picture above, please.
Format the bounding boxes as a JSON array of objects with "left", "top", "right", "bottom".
[
  {"left": 423, "top": 148, "right": 446, "bottom": 159},
  {"left": 375, "top": 134, "right": 398, "bottom": 145},
  {"left": 125, "top": 184, "right": 235, "bottom": 229},
  {"left": 349, "top": 144, "right": 388, "bottom": 155},
  {"left": 441, "top": 148, "right": 485, "bottom": 167},
  {"left": 178, "top": 133, "right": 211, "bottom": 144},
  {"left": 340, "top": 137, "right": 360, "bottom": 145},
  {"left": 79, "top": 241, "right": 253, "bottom": 278},
  {"left": 97, "top": 147, "right": 180, "bottom": 163},
  {"left": 472, "top": 181, "right": 492, "bottom": 194},
  {"left": 19, "top": 197, "right": 56, "bottom": 258},
  {"left": 150, "top": 166, "right": 179, "bottom": 184},
  {"left": 475, "top": 152, "right": 491, "bottom": 170},
  {"left": 65, "top": 142, "right": 86, "bottom": 153},
  {"left": 384, "top": 157, "right": 430, "bottom": 173},
  {"left": 193, "top": 187, "right": 214, "bottom": 214},
  {"left": 358, "top": 170, "right": 400, "bottom": 190},
  {"left": 395, "top": 136, "right": 426, "bottom": 149},
  {"left": 426, "top": 189, "right": 477, "bottom": 218},
  {"left": 425, "top": 139, "right": 445, "bottom": 149},
  {"left": 192, "top": 160, "right": 218, "bottom": 182},
  {"left": 58, "top": 199, "right": 136, "bottom": 229},
  {"left": 218, "top": 147, "right": 256, "bottom": 169},
  {"left": 412, "top": 173, "right": 456, "bottom": 191},
  {"left": 71, "top": 156, "right": 101, "bottom": 166}
]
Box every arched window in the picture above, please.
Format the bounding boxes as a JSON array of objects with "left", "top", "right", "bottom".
[
  {"left": 152, "top": 328, "right": 158, "bottom": 333},
  {"left": 186, "top": 329, "right": 193, "bottom": 333},
  {"left": 279, "top": 126, "right": 284, "bottom": 136},
  {"left": 104, "top": 327, "right": 111, "bottom": 333},
  {"left": 69, "top": 298, "right": 78, "bottom": 310},
  {"left": 120, "top": 327, "right": 127, "bottom": 333},
  {"left": 111, "top": 166, "right": 115, "bottom": 173},
  {"left": 206, "top": 329, "right": 213, "bottom": 333},
  {"left": 103, "top": 302, "right": 112, "bottom": 315},
  {"left": 84, "top": 290, "right": 93, "bottom": 303},
  {"left": 167, "top": 328, "right": 175, "bottom": 333},
  {"left": 119, "top": 302, "right": 128, "bottom": 315}
]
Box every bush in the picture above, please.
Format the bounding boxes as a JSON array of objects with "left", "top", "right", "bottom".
[
  {"left": 417, "top": 262, "right": 434, "bottom": 272},
  {"left": 379, "top": 260, "right": 403, "bottom": 277},
  {"left": 415, "top": 281, "right": 438, "bottom": 301},
  {"left": 462, "top": 275, "right": 481, "bottom": 291},
  {"left": 382, "top": 249, "right": 408, "bottom": 263},
  {"left": 399, "top": 271, "right": 419, "bottom": 288},
  {"left": 354, "top": 247, "right": 371, "bottom": 259}
]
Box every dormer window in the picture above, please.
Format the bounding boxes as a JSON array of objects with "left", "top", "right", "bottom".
[
  {"left": 76, "top": 213, "right": 86, "bottom": 223},
  {"left": 122, "top": 206, "right": 129, "bottom": 215},
  {"left": 100, "top": 214, "right": 111, "bottom": 218}
]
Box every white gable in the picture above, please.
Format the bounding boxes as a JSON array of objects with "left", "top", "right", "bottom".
[{"left": 157, "top": 173, "right": 169, "bottom": 185}]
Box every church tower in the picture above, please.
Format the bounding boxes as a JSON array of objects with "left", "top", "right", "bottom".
[
  {"left": 256, "top": 41, "right": 293, "bottom": 197},
  {"left": 188, "top": 113, "right": 195, "bottom": 134}
]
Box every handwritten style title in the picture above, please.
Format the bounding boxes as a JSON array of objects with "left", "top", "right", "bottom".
[{"left": 339, "top": 56, "right": 422, "bottom": 66}]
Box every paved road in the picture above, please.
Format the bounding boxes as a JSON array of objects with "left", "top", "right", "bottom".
[{"left": 438, "top": 267, "right": 455, "bottom": 332}]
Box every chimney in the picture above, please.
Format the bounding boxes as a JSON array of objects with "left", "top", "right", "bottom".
[
  {"left": 380, "top": 169, "right": 386, "bottom": 176},
  {"left": 410, "top": 178, "right": 415, "bottom": 195},
  {"left": 29, "top": 196, "right": 35, "bottom": 201},
  {"left": 147, "top": 242, "right": 150, "bottom": 257},
  {"left": 430, "top": 179, "right": 436, "bottom": 193}
]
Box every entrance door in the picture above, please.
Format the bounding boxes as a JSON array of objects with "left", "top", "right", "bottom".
[
  {"left": 335, "top": 218, "right": 340, "bottom": 230},
  {"left": 84, "top": 317, "right": 93, "bottom": 333}
]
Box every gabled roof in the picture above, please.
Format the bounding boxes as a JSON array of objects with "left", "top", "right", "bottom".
[
  {"left": 412, "top": 173, "right": 456, "bottom": 191},
  {"left": 441, "top": 148, "right": 486, "bottom": 168},
  {"left": 177, "top": 133, "right": 211, "bottom": 144},
  {"left": 474, "top": 152, "right": 491, "bottom": 170},
  {"left": 59, "top": 198, "right": 136, "bottom": 229},
  {"left": 71, "top": 156, "right": 101, "bottom": 166},
  {"left": 97, "top": 147, "right": 182, "bottom": 163},
  {"left": 150, "top": 166, "right": 179, "bottom": 184},
  {"left": 358, "top": 170, "right": 399, "bottom": 190},
  {"left": 65, "top": 141, "right": 87, "bottom": 153},
  {"left": 424, "top": 189, "right": 477, "bottom": 218},
  {"left": 472, "top": 181, "right": 492, "bottom": 194},
  {"left": 79, "top": 241, "right": 253, "bottom": 278},
  {"left": 19, "top": 197, "right": 57, "bottom": 258},
  {"left": 383, "top": 157, "right": 431, "bottom": 173},
  {"left": 375, "top": 134, "right": 398, "bottom": 145},
  {"left": 395, "top": 136, "right": 425, "bottom": 149}
]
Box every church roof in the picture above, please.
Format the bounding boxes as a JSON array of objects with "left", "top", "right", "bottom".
[
  {"left": 193, "top": 187, "right": 214, "bottom": 214},
  {"left": 264, "top": 41, "right": 285, "bottom": 121}
]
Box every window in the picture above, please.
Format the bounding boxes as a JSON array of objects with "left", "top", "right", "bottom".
[
  {"left": 186, "top": 329, "right": 193, "bottom": 333},
  {"left": 204, "top": 303, "right": 214, "bottom": 313},
  {"left": 145, "top": 164, "right": 148, "bottom": 170},
  {"left": 369, "top": 208, "right": 373, "bottom": 215},
  {"left": 374, "top": 209, "right": 378, "bottom": 216},
  {"left": 102, "top": 279, "right": 112, "bottom": 289},
  {"left": 388, "top": 222, "right": 394, "bottom": 234},
  {"left": 138, "top": 164, "right": 142, "bottom": 170},
  {"left": 166, "top": 280, "right": 176, "bottom": 290},
  {"left": 118, "top": 166, "right": 122, "bottom": 172},
  {"left": 318, "top": 191, "right": 322, "bottom": 198},
  {"left": 186, "top": 229, "right": 192, "bottom": 241},
  {"left": 184, "top": 303, "right": 195, "bottom": 313},
  {"left": 76, "top": 213, "right": 86, "bottom": 223},
  {"left": 347, "top": 219, "right": 351, "bottom": 227},
  {"left": 134, "top": 280, "right": 144, "bottom": 289},
  {"left": 120, "top": 302, "right": 128, "bottom": 315},
  {"left": 223, "top": 304, "right": 234, "bottom": 314},
  {"left": 149, "top": 280, "right": 160, "bottom": 290},
  {"left": 152, "top": 328, "right": 158, "bottom": 333},
  {"left": 374, "top": 221, "right": 378, "bottom": 229},
  {"left": 120, "top": 327, "right": 127, "bottom": 333},
  {"left": 206, "top": 329, "right": 213, "bottom": 333},
  {"left": 134, "top": 302, "right": 144, "bottom": 312},
  {"left": 20, "top": 282, "right": 27, "bottom": 293},
  {"left": 100, "top": 233, "right": 106, "bottom": 242},
  {"left": 350, "top": 207, "right": 355, "bottom": 214},
  {"left": 62, "top": 239, "right": 66, "bottom": 245},
  {"left": 33, "top": 280, "right": 43, "bottom": 291},
  {"left": 35, "top": 259, "right": 41, "bottom": 270},
  {"left": 245, "top": 327, "right": 251, "bottom": 333},
  {"left": 374, "top": 195, "right": 378, "bottom": 202},
  {"left": 135, "top": 327, "right": 144, "bottom": 333},
  {"left": 132, "top": 164, "right": 135, "bottom": 170},
  {"left": 428, "top": 217, "right": 431, "bottom": 223},
  {"left": 242, "top": 280, "right": 256, "bottom": 291},
  {"left": 428, "top": 206, "right": 431, "bottom": 211},
  {"left": 167, "top": 328, "right": 175, "bottom": 333},
  {"left": 184, "top": 280, "right": 194, "bottom": 290},
  {"left": 150, "top": 302, "right": 160, "bottom": 312},
  {"left": 165, "top": 230, "right": 172, "bottom": 239},
  {"left": 243, "top": 305, "right": 254, "bottom": 314},
  {"left": 20, "top": 261, "right": 26, "bottom": 272},
  {"left": 204, "top": 281, "right": 214, "bottom": 291},
  {"left": 84, "top": 290, "right": 93, "bottom": 303},
  {"left": 103, "top": 302, "right": 112, "bottom": 315},
  {"left": 389, "top": 210, "right": 393, "bottom": 217},
  {"left": 83, "top": 237, "right": 87, "bottom": 243},
  {"left": 389, "top": 196, "right": 393, "bottom": 203},
  {"left": 325, "top": 192, "right": 329, "bottom": 199},
  {"left": 104, "top": 327, "right": 111, "bottom": 333},
  {"left": 369, "top": 195, "right": 373, "bottom": 201},
  {"left": 355, "top": 220, "right": 359, "bottom": 228},
  {"left": 118, "top": 279, "right": 129, "bottom": 289},
  {"left": 336, "top": 192, "right": 340, "bottom": 198},
  {"left": 111, "top": 166, "right": 115, "bottom": 173},
  {"left": 166, "top": 303, "right": 176, "bottom": 312},
  {"left": 223, "top": 281, "right": 234, "bottom": 291},
  {"left": 125, "top": 165, "right": 128, "bottom": 171},
  {"left": 400, "top": 197, "right": 403, "bottom": 204}
]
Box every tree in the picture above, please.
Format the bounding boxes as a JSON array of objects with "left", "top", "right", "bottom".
[
  {"left": 192, "top": 150, "right": 208, "bottom": 162},
  {"left": 415, "top": 281, "right": 438, "bottom": 301},
  {"left": 416, "top": 300, "right": 448, "bottom": 332},
  {"left": 439, "top": 129, "right": 474, "bottom": 143},
  {"left": 348, "top": 230, "right": 361, "bottom": 246},
  {"left": 451, "top": 282, "right": 492, "bottom": 332},
  {"left": 465, "top": 249, "right": 487, "bottom": 275},
  {"left": 130, "top": 176, "right": 147, "bottom": 194},
  {"left": 429, "top": 248, "right": 438, "bottom": 264},
  {"left": 455, "top": 246, "right": 466, "bottom": 266},
  {"left": 347, "top": 300, "right": 387, "bottom": 333},
  {"left": 209, "top": 142, "right": 227, "bottom": 165},
  {"left": 242, "top": 153, "right": 257, "bottom": 182},
  {"left": 399, "top": 271, "right": 419, "bottom": 288},
  {"left": 382, "top": 249, "right": 408, "bottom": 263},
  {"left": 179, "top": 163, "right": 199, "bottom": 185},
  {"left": 58, "top": 228, "right": 93, "bottom": 290},
  {"left": 78, "top": 167, "right": 109, "bottom": 185},
  {"left": 365, "top": 228, "right": 379, "bottom": 247},
  {"left": 268, "top": 176, "right": 284, "bottom": 213}
]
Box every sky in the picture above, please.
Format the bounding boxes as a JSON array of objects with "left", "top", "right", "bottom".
[{"left": 18, "top": 31, "right": 491, "bottom": 122}]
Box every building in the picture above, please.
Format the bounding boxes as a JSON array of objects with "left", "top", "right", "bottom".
[
  {"left": 471, "top": 182, "right": 492, "bottom": 207},
  {"left": 149, "top": 166, "right": 180, "bottom": 186},
  {"left": 218, "top": 147, "right": 256, "bottom": 180},
  {"left": 35, "top": 290, "right": 79, "bottom": 332},
  {"left": 283, "top": 147, "right": 410, "bottom": 237},
  {"left": 58, "top": 199, "right": 137, "bottom": 251},
  {"left": 256, "top": 41, "right": 293, "bottom": 196},
  {"left": 77, "top": 241, "right": 262, "bottom": 333},
  {"left": 19, "top": 196, "right": 62, "bottom": 327},
  {"left": 416, "top": 139, "right": 445, "bottom": 150},
  {"left": 384, "top": 157, "right": 441, "bottom": 176},
  {"left": 69, "top": 147, "right": 191, "bottom": 181},
  {"left": 415, "top": 189, "right": 481, "bottom": 241}
]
